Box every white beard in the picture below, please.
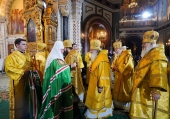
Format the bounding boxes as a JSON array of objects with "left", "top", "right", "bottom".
[
  {"left": 141, "top": 44, "right": 158, "bottom": 58},
  {"left": 91, "top": 52, "right": 98, "bottom": 62},
  {"left": 141, "top": 46, "right": 151, "bottom": 58},
  {"left": 116, "top": 52, "right": 121, "bottom": 57},
  {"left": 141, "top": 49, "right": 147, "bottom": 58}
]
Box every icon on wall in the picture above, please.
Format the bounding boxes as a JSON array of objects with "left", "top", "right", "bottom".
[
  {"left": 27, "top": 19, "right": 36, "bottom": 42},
  {"left": 8, "top": 44, "right": 14, "bottom": 55}
]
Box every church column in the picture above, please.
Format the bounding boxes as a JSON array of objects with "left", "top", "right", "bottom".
[
  {"left": 0, "top": 17, "right": 7, "bottom": 58},
  {"left": 59, "top": 2, "right": 70, "bottom": 41},
  {"left": 71, "top": 0, "right": 83, "bottom": 51},
  {"left": 63, "top": 16, "right": 68, "bottom": 40}
]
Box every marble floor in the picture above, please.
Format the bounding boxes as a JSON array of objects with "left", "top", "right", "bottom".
[
  {"left": 0, "top": 73, "right": 9, "bottom": 100},
  {"left": 0, "top": 73, "right": 9, "bottom": 91}
]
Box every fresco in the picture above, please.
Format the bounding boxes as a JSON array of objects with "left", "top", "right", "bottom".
[
  {"left": 8, "top": 9, "right": 24, "bottom": 34},
  {"left": 158, "top": 0, "right": 168, "bottom": 23},
  {"left": 167, "top": 0, "right": 170, "bottom": 20}
]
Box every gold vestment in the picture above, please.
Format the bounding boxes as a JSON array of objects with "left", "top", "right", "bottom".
[
  {"left": 111, "top": 53, "right": 118, "bottom": 69},
  {"left": 130, "top": 47, "right": 169, "bottom": 119},
  {"left": 65, "top": 49, "right": 85, "bottom": 100},
  {"left": 85, "top": 50, "right": 112, "bottom": 111},
  {"left": 35, "top": 51, "right": 49, "bottom": 83},
  {"left": 112, "top": 50, "right": 134, "bottom": 107},
  {"left": 85, "top": 52, "right": 91, "bottom": 84},
  {"left": 5, "top": 51, "right": 32, "bottom": 119}
]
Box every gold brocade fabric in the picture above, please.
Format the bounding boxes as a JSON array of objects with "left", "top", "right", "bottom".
[
  {"left": 130, "top": 47, "right": 169, "bottom": 119},
  {"left": 85, "top": 52, "right": 91, "bottom": 67},
  {"left": 35, "top": 51, "right": 49, "bottom": 83},
  {"left": 111, "top": 54, "right": 118, "bottom": 69},
  {"left": 86, "top": 68, "right": 90, "bottom": 84},
  {"left": 5, "top": 51, "right": 32, "bottom": 119},
  {"left": 85, "top": 50, "right": 112, "bottom": 111},
  {"left": 65, "top": 50, "right": 84, "bottom": 68},
  {"left": 112, "top": 50, "right": 134, "bottom": 103},
  {"left": 65, "top": 50, "right": 85, "bottom": 96},
  {"left": 85, "top": 52, "right": 91, "bottom": 84}
]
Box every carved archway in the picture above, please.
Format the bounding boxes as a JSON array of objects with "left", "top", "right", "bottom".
[
  {"left": 124, "top": 35, "right": 142, "bottom": 56},
  {"left": 83, "top": 15, "right": 112, "bottom": 54}
]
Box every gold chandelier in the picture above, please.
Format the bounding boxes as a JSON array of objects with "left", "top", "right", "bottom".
[
  {"left": 166, "top": 39, "right": 170, "bottom": 46},
  {"left": 128, "top": 0, "right": 138, "bottom": 8}
]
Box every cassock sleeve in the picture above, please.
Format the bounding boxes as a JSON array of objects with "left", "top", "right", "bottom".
[
  {"left": 149, "top": 60, "right": 168, "bottom": 92},
  {"left": 5, "top": 55, "right": 24, "bottom": 81}
]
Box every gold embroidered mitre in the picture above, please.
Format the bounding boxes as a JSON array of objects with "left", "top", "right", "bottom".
[
  {"left": 113, "top": 41, "right": 122, "bottom": 49},
  {"left": 63, "top": 40, "right": 72, "bottom": 48},
  {"left": 90, "top": 39, "right": 101, "bottom": 50},
  {"left": 37, "top": 42, "right": 46, "bottom": 50},
  {"left": 143, "top": 30, "right": 159, "bottom": 43}
]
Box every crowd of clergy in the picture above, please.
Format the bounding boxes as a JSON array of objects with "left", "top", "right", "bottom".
[{"left": 4, "top": 30, "right": 170, "bottom": 119}]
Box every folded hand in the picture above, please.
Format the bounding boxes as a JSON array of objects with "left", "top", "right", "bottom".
[{"left": 152, "top": 92, "right": 160, "bottom": 100}]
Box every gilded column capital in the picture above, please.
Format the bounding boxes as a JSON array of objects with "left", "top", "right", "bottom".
[
  {"left": 24, "top": 0, "right": 43, "bottom": 11},
  {"left": 58, "top": 0, "right": 68, "bottom": 5},
  {"left": 59, "top": 5, "right": 69, "bottom": 17}
]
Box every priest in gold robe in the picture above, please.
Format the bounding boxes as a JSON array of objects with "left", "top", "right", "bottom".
[
  {"left": 35, "top": 42, "right": 49, "bottom": 83},
  {"left": 130, "top": 30, "right": 170, "bottom": 119},
  {"left": 112, "top": 41, "right": 134, "bottom": 110},
  {"left": 85, "top": 39, "right": 112, "bottom": 118},
  {"left": 63, "top": 40, "right": 85, "bottom": 102},
  {"left": 5, "top": 38, "right": 32, "bottom": 119}
]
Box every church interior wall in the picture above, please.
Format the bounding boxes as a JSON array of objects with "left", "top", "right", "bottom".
[
  {"left": 8, "top": 0, "right": 23, "bottom": 35},
  {"left": 156, "top": 26, "right": 170, "bottom": 56},
  {"left": 119, "top": 0, "right": 170, "bottom": 57},
  {"left": 82, "top": 0, "right": 114, "bottom": 28},
  {"left": 155, "top": 0, "right": 170, "bottom": 53},
  {"left": 158, "top": 0, "right": 169, "bottom": 24},
  {"left": 83, "top": 15, "right": 113, "bottom": 54},
  {"left": 158, "top": 32, "right": 165, "bottom": 45},
  {"left": 57, "top": 9, "right": 63, "bottom": 41},
  {"left": 68, "top": 0, "right": 74, "bottom": 43},
  {"left": 1, "top": 0, "right": 170, "bottom": 57},
  {"left": 0, "top": 21, "right": 5, "bottom": 59},
  {"left": 68, "top": 14, "right": 73, "bottom": 43},
  {"left": 81, "top": 0, "right": 119, "bottom": 54},
  {"left": 0, "top": 0, "right": 24, "bottom": 59}
]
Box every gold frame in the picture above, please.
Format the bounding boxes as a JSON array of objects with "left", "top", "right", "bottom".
[
  {"left": 23, "top": 0, "right": 43, "bottom": 56},
  {"left": 43, "top": 3, "right": 58, "bottom": 52}
]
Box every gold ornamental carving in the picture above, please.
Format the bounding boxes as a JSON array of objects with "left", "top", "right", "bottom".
[
  {"left": 46, "top": 0, "right": 59, "bottom": 14},
  {"left": 43, "top": 3, "right": 58, "bottom": 52},
  {"left": 24, "top": 0, "right": 43, "bottom": 10},
  {"left": 23, "top": 0, "right": 44, "bottom": 56}
]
